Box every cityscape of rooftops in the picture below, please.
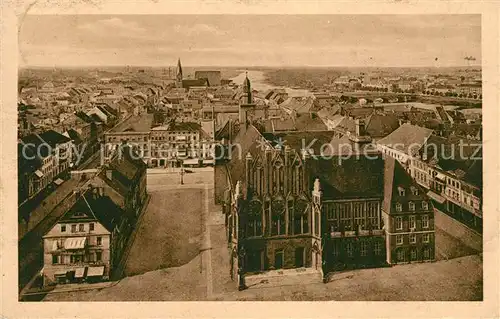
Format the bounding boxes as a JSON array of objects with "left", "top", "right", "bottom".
[{"left": 17, "top": 14, "right": 483, "bottom": 302}]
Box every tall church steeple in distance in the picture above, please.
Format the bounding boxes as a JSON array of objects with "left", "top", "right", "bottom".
[
  {"left": 175, "top": 58, "right": 183, "bottom": 88},
  {"left": 176, "top": 58, "right": 183, "bottom": 82},
  {"left": 243, "top": 71, "right": 252, "bottom": 104}
]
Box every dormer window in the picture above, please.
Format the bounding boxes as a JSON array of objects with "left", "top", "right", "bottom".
[
  {"left": 409, "top": 202, "right": 415, "bottom": 211},
  {"left": 398, "top": 187, "right": 405, "bottom": 196},
  {"left": 422, "top": 201, "right": 429, "bottom": 210},
  {"left": 411, "top": 186, "right": 418, "bottom": 195},
  {"left": 395, "top": 203, "right": 402, "bottom": 212}
]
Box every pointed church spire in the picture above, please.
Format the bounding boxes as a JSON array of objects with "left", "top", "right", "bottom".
[
  {"left": 243, "top": 71, "right": 252, "bottom": 104},
  {"left": 176, "top": 58, "right": 183, "bottom": 81}
]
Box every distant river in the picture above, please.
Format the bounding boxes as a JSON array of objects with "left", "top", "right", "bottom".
[{"left": 230, "top": 70, "right": 312, "bottom": 97}]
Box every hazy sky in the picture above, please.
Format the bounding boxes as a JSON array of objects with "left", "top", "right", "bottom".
[{"left": 19, "top": 15, "right": 481, "bottom": 67}]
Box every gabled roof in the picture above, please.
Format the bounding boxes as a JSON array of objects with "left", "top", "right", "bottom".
[
  {"left": 39, "top": 130, "right": 71, "bottom": 148},
  {"left": 377, "top": 123, "right": 434, "bottom": 156},
  {"left": 66, "top": 129, "right": 83, "bottom": 144},
  {"left": 225, "top": 125, "right": 264, "bottom": 191},
  {"left": 168, "top": 121, "right": 202, "bottom": 132},
  {"left": 365, "top": 113, "right": 400, "bottom": 138},
  {"left": 58, "top": 189, "right": 125, "bottom": 232},
  {"left": 311, "top": 156, "right": 385, "bottom": 200},
  {"left": 345, "top": 107, "right": 375, "bottom": 119},
  {"left": 99, "top": 144, "right": 147, "bottom": 196},
  {"left": 280, "top": 96, "right": 315, "bottom": 113},
  {"left": 20, "top": 133, "right": 51, "bottom": 157},
  {"left": 18, "top": 142, "right": 42, "bottom": 173},
  {"left": 262, "top": 131, "right": 334, "bottom": 155},
  {"left": 420, "top": 135, "right": 482, "bottom": 188},
  {"left": 382, "top": 157, "right": 430, "bottom": 214},
  {"left": 294, "top": 113, "right": 328, "bottom": 131}
]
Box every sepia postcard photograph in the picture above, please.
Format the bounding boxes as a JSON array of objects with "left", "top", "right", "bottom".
[{"left": 1, "top": 1, "right": 499, "bottom": 318}]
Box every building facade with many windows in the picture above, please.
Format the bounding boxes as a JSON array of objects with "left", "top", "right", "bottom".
[{"left": 383, "top": 157, "right": 435, "bottom": 264}]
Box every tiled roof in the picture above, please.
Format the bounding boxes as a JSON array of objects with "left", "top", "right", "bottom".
[
  {"left": 294, "top": 113, "right": 328, "bottom": 131},
  {"left": 58, "top": 189, "right": 124, "bottom": 232},
  {"left": 312, "top": 156, "right": 385, "bottom": 200},
  {"left": 66, "top": 129, "right": 83, "bottom": 144},
  {"left": 168, "top": 121, "right": 202, "bottom": 132},
  {"left": 20, "top": 133, "right": 51, "bottom": 157},
  {"left": 39, "top": 130, "right": 71, "bottom": 147},
  {"left": 365, "top": 113, "right": 400, "bottom": 138},
  {"left": 345, "top": 107, "right": 375, "bottom": 119},
  {"left": 335, "top": 117, "right": 356, "bottom": 134},
  {"left": 280, "top": 96, "right": 315, "bottom": 113},
  {"left": 377, "top": 123, "right": 434, "bottom": 156},
  {"left": 98, "top": 145, "right": 146, "bottom": 196},
  {"left": 261, "top": 130, "right": 335, "bottom": 156},
  {"left": 18, "top": 142, "right": 42, "bottom": 173},
  {"left": 420, "top": 136, "right": 482, "bottom": 188},
  {"left": 225, "top": 125, "right": 264, "bottom": 191},
  {"left": 382, "top": 157, "right": 430, "bottom": 214}
]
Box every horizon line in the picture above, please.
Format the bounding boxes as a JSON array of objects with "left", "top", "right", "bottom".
[{"left": 19, "top": 65, "right": 482, "bottom": 69}]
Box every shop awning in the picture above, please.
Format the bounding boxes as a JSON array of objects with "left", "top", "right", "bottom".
[
  {"left": 427, "top": 191, "right": 446, "bottom": 204},
  {"left": 75, "top": 267, "right": 86, "bottom": 278},
  {"left": 34, "top": 170, "right": 44, "bottom": 178},
  {"left": 54, "top": 270, "right": 67, "bottom": 276},
  {"left": 202, "top": 159, "right": 214, "bottom": 165},
  {"left": 87, "top": 266, "right": 104, "bottom": 277},
  {"left": 64, "top": 237, "right": 87, "bottom": 250},
  {"left": 183, "top": 159, "right": 199, "bottom": 165},
  {"left": 54, "top": 178, "right": 64, "bottom": 186}
]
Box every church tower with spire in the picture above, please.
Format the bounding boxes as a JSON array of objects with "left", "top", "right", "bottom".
[
  {"left": 239, "top": 72, "right": 256, "bottom": 125},
  {"left": 176, "top": 58, "right": 183, "bottom": 88}
]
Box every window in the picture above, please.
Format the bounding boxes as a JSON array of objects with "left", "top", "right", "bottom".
[
  {"left": 71, "top": 224, "right": 77, "bottom": 233},
  {"left": 332, "top": 242, "right": 339, "bottom": 256},
  {"left": 410, "top": 249, "right": 417, "bottom": 260},
  {"left": 411, "top": 186, "right": 418, "bottom": 195},
  {"left": 396, "top": 216, "right": 403, "bottom": 230},
  {"left": 409, "top": 216, "right": 416, "bottom": 229},
  {"left": 274, "top": 250, "right": 284, "bottom": 269},
  {"left": 422, "top": 215, "right": 430, "bottom": 229},
  {"left": 61, "top": 225, "right": 66, "bottom": 232},
  {"left": 346, "top": 242, "right": 353, "bottom": 257},
  {"left": 395, "top": 203, "right": 402, "bottom": 212},
  {"left": 360, "top": 241, "right": 367, "bottom": 257},
  {"left": 97, "top": 236, "right": 102, "bottom": 246},
  {"left": 397, "top": 249, "right": 405, "bottom": 262},
  {"left": 96, "top": 251, "right": 102, "bottom": 262},
  {"left": 398, "top": 187, "right": 405, "bottom": 196},
  {"left": 89, "top": 223, "right": 94, "bottom": 231},
  {"left": 409, "top": 202, "right": 415, "bottom": 211},
  {"left": 52, "top": 255, "right": 59, "bottom": 264},
  {"left": 374, "top": 241, "right": 382, "bottom": 256},
  {"left": 396, "top": 235, "right": 404, "bottom": 245},
  {"left": 79, "top": 224, "right": 85, "bottom": 232},
  {"left": 409, "top": 233, "right": 417, "bottom": 244},
  {"left": 422, "top": 201, "right": 429, "bottom": 210},
  {"left": 423, "top": 233, "right": 430, "bottom": 243},
  {"left": 423, "top": 248, "right": 431, "bottom": 260}
]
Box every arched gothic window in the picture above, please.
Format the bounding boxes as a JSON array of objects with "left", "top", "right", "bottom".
[
  {"left": 247, "top": 200, "right": 263, "bottom": 237},
  {"left": 271, "top": 199, "right": 285, "bottom": 236}
]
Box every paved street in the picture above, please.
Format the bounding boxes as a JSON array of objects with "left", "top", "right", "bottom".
[
  {"left": 18, "top": 151, "right": 102, "bottom": 292},
  {"left": 42, "top": 168, "right": 483, "bottom": 301}
]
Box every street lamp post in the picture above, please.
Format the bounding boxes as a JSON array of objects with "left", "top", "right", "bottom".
[
  {"left": 180, "top": 164, "right": 185, "bottom": 185},
  {"left": 238, "top": 246, "right": 247, "bottom": 291}
]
